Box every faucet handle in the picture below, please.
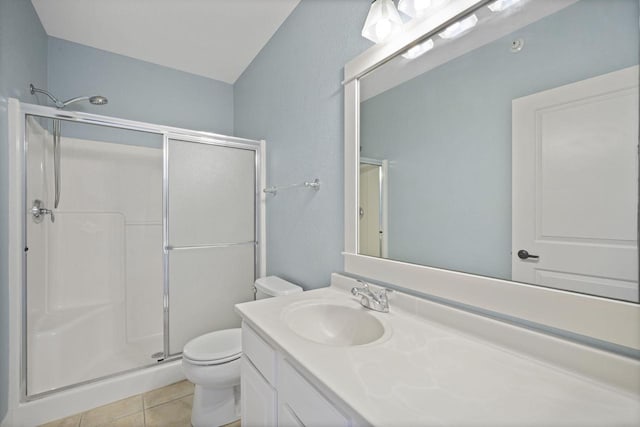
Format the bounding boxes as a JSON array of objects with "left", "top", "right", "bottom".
[
  {"left": 351, "top": 280, "right": 392, "bottom": 313},
  {"left": 352, "top": 280, "right": 369, "bottom": 295},
  {"left": 377, "top": 287, "right": 393, "bottom": 301},
  {"left": 356, "top": 279, "right": 369, "bottom": 289}
]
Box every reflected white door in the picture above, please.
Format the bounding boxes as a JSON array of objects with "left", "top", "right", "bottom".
[
  {"left": 359, "top": 163, "right": 382, "bottom": 257},
  {"left": 512, "top": 66, "right": 639, "bottom": 302},
  {"left": 359, "top": 159, "right": 388, "bottom": 258}
]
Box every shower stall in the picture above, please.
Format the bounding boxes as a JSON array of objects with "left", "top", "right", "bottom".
[{"left": 6, "top": 98, "right": 264, "bottom": 425}]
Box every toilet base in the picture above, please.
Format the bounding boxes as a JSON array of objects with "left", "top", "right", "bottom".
[{"left": 191, "top": 384, "right": 240, "bottom": 427}]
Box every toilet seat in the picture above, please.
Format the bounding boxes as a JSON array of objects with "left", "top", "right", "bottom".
[{"left": 183, "top": 328, "right": 241, "bottom": 366}]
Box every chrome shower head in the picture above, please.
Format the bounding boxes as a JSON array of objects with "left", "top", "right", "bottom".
[
  {"left": 62, "top": 95, "right": 108, "bottom": 108},
  {"left": 29, "top": 83, "right": 109, "bottom": 109},
  {"left": 89, "top": 96, "right": 108, "bottom": 105}
]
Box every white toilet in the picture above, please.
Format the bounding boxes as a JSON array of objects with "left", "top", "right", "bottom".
[{"left": 182, "top": 276, "right": 303, "bottom": 427}]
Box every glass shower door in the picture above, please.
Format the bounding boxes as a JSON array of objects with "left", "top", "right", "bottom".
[
  {"left": 166, "top": 137, "right": 257, "bottom": 355},
  {"left": 25, "top": 116, "right": 164, "bottom": 396}
]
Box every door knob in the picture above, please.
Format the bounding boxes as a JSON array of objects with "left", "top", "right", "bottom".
[{"left": 517, "top": 249, "right": 539, "bottom": 260}]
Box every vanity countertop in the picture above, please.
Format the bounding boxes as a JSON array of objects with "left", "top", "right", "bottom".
[{"left": 235, "top": 277, "right": 640, "bottom": 426}]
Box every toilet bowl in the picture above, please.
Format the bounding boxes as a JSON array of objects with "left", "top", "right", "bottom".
[
  {"left": 182, "top": 276, "right": 302, "bottom": 427},
  {"left": 182, "top": 329, "right": 241, "bottom": 427}
]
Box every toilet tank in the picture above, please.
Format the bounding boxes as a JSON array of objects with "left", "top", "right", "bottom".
[{"left": 254, "top": 276, "right": 303, "bottom": 300}]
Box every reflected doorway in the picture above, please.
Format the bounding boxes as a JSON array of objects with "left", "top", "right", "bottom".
[{"left": 359, "top": 158, "right": 388, "bottom": 258}]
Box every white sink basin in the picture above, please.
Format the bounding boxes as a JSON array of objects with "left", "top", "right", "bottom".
[{"left": 283, "top": 301, "right": 386, "bottom": 346}]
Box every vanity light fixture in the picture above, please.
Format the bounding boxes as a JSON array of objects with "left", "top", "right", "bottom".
[
  {"left": 398, "top": 0, "right": 448, "bottom": 18},
  {"left": 402, "top": 38, "right": 434, "bottom": 59},
  {"left": 361, "top": 0, "right": 403, "bottom": 43},
  {"left": 438, "top": 14, "right": 478, "bottom": 39},
  {"left": 488, "top": 0, "right": 523, "bottom": 12}
]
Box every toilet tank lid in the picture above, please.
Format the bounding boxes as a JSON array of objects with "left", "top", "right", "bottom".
[{"left": 255, "top": 276, "right": 303, "bottom": 296}]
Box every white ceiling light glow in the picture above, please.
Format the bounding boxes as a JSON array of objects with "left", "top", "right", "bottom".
[
  {"left": 488, "top": 0, "right": 523, "bottom": 12},
  {"left": 398, "top": 0, "right": 448, "bottom": 18},
  {"left": 438, "top": 14, "right": 478, "bottom": 39},
  {"left": 402, "top": 38, "right": 434, "bottom": 59},
  {"left": 361, "top": 0, "right": 403, "bottom": 43}
]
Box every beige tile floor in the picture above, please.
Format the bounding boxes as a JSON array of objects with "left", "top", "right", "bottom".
[{"left": 40, "top": 381, "right": 242, "bottom": 427}]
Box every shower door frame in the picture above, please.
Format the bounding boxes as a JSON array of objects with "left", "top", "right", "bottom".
[
  {"left": 8, "top": 99, "right": 265, "bottom": 405},
  {"left": 162, "top": 133, "right": 263, "bottom": 359}
]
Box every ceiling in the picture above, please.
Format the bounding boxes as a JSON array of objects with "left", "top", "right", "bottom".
[{"left": 31, "top": 0, "right": 301, "bottom": 84}]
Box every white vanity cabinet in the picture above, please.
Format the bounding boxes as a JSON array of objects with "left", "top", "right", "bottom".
[
  {"left": 241, "top": 356, "right": 277, "bottom": 426},
  {"left": 241, "top": 322, "right": 355, "bottom": 427},
  {"left": 241, "top": 322, "right": 277, "bottom": 426},
  {"left": 277, "top": 359, "right": 350, "bottom": 427}
]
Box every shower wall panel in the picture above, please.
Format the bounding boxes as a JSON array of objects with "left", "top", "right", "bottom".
[
  {"left": 26, "top": 117, "right": 50, "bottom": 317},
  {"left": 47, "top": 213, "right": 125, "bottom": 309},
  {"left": 125, "top": 223, "right": 163, "bottom": 342},
  {"left": 56, "top": 135, "right": 163, "bottom": 344}
]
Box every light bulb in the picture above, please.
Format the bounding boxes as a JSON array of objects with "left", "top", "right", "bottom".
[
  {"left": 438, "top": 14, "right": 478, "bottom": 39},
  {"left": 488, "top": 0, "right": 523, "bottom": 12},
  {"left": 402, "top": 38, "right": 434, "bottom": 59},
  {"left": 362, "top": 0, "right": 404, "bottom": 43},
  {"left": 398, "top": 0, "right": 448, "bottom": 18},
  {"left": 375, "top": 19, "right": 392, "bottom": 41}
]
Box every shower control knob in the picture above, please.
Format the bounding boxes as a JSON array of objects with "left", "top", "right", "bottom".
[
  {"left": 517, "top": 249, "right": 539, "bottom": 260},
  {"left": 31, "top": 199, "right": 55, "bottom": 223}
]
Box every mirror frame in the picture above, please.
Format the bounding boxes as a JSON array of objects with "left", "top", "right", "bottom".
[{"left": 343, "top": 0, "right": 639, "bottom": 350}]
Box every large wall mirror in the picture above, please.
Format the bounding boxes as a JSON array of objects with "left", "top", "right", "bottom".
[{"left": 357, "top": 0, "right": 639, "bottom": 303}]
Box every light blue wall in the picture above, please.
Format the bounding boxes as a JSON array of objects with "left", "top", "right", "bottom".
[
  {"left": 234, "top": 0, "right": 372, "bottom": 289},
  {"left": 48, "top": 37, "right": 234, "bottom": 136},
  {"left": 0, "top": 0, "right": 48, "bottom": 419},
  {"left": 361, "top": 0, "right": 639, "bottom": 280}
]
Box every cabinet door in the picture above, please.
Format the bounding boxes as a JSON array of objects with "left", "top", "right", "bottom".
[
  {"left": 279, "top": 359, "right": 350, "bottom": 427},
  {"left": 242, "top": 356, "right": 276, "bottom": 427}
]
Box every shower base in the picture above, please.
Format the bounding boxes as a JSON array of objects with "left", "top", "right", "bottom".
[
  {"left": 12, "top": 358, "right": 183, "bottom": 427},
  {"left": 28, "top": 303, "right": 164, "bottom": 396}
]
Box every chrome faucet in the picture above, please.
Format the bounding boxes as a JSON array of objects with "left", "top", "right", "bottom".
[{"left": 351, "top": 280, "right": 392, "bottom": 313}]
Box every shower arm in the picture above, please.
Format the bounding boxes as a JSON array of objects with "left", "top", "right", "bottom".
[
  {"left": 29, "top": 86, "right": 90, "bottom": 109},
  {"left": 29, "top": 84, "right": 64, "bottom": 108},
  {"left": 61, "top": 96, "right": 91, "bottom": 107}
]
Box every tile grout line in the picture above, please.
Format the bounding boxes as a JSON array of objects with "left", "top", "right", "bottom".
[
  {"left": 41, "top": 382, "right": 195, "bottom": 427},
  {"left": 144, "top": 391, "right": 194, "bottom": 410}
]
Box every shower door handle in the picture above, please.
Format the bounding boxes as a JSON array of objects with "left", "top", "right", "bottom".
[{"left": 31, "top": 199, "right": 55, "bottom": 223}]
